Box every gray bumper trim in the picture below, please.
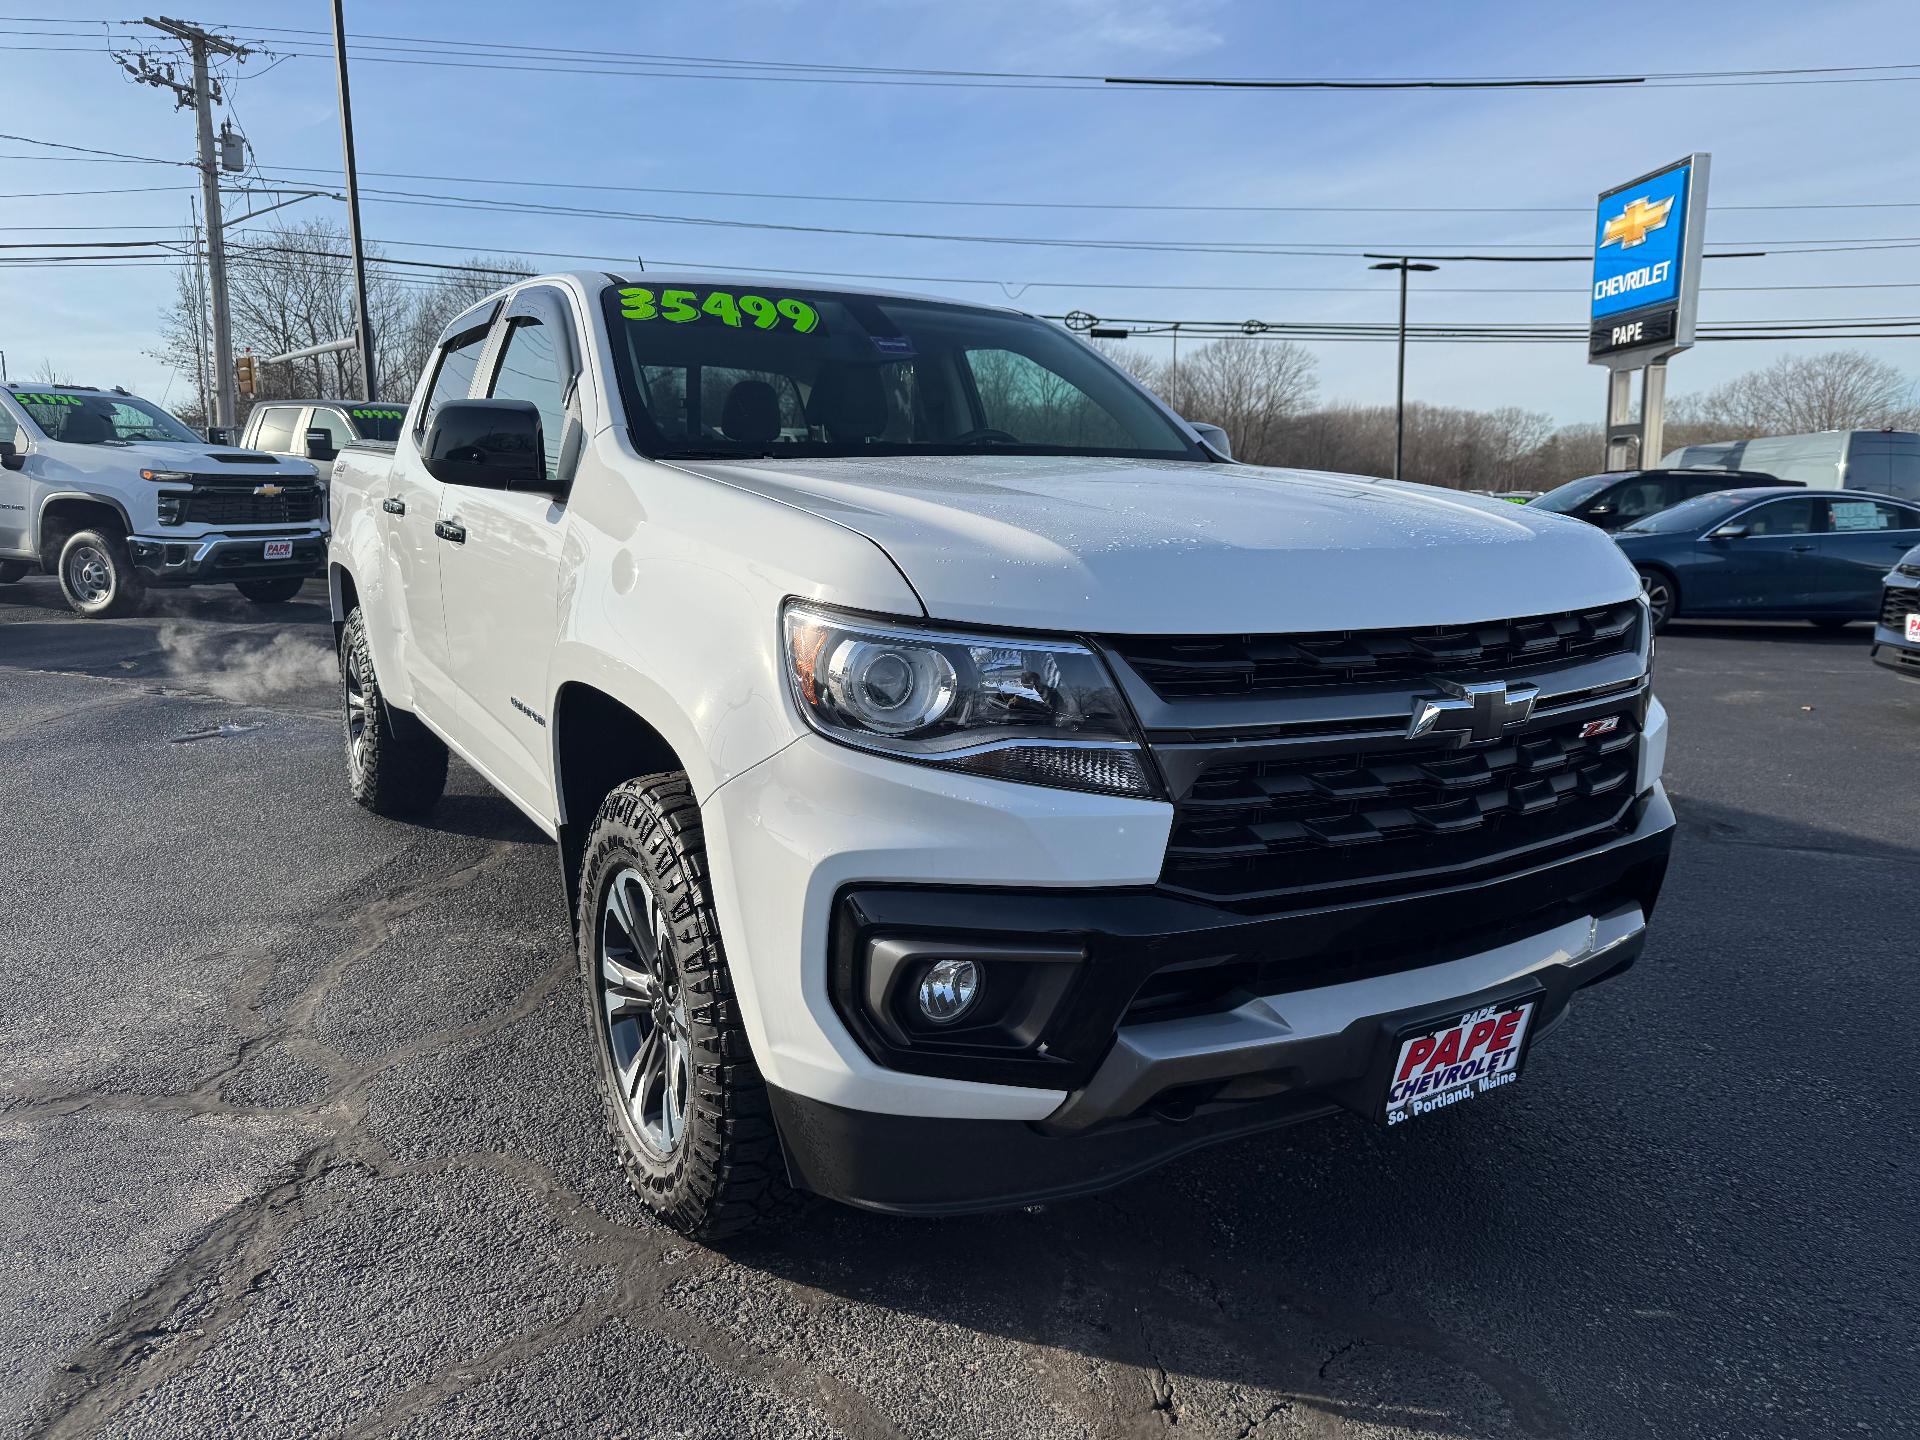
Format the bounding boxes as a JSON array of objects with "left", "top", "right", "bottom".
[{"left": 1044, "top": 901, "right": 1647, "bottom": 1134}]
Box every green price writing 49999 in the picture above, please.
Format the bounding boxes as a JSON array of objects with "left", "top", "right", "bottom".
[{"left": 619, "top": 287, "right": 821, "bottom": 333}]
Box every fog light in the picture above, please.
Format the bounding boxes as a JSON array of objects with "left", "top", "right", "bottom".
[{"left": 916, "top": 958, "right": 980, "bottom": 1025}]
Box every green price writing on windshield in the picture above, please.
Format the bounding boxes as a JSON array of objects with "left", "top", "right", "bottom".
[
  {"left": 618, "top": 287, "right": 821, "bottom": 334},
  {"left": 11, "top": 392, "right": 82, "bottom": 407},
  {"left": 350, "top": 408, "right": 405, "bottom": 420}
]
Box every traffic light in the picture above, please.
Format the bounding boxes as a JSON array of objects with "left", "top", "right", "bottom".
[{"left": 234, "top": 353, "right": 256, "bottom": 397}]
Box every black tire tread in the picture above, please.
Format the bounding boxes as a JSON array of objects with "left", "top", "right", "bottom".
[
  {"left": 577, "top": 773, "right": 809, "bottom": 1241},
  {"left": 237, "top": 577, "right": 306, "bottom": 604},
  {"left": 57, "top": 527, "right": 143, "bottom": 618},
  {"left": 0, "top": 560, "right": 29, "bottom": 585},
  {"left": 340, "top": 607, "right": 448, "bottom": 818}
]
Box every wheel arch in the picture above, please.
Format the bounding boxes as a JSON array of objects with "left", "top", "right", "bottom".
[
  {"left": 551, "top": 681, "right": 689, "bottom": 920},
  {"left": 329, "top": 561, "right": 359, "bottom": 647},
  {"left": 37, "top": 493, "right": 132, "bottom": 570}
]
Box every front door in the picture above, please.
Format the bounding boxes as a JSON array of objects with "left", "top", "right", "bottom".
[
  {"left": 0, "top": 404, "right": 28, "bottom": 555},
  {"left": 439, "top": 294, "right": 579, "bottom": 815},
  {"left": 1690, "top": 495, "right": 1824, "bottom": 612}
]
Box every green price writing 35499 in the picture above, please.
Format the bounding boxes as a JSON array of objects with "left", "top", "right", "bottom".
[{"left": 619, "top": 287, "right": 821, "bottom": 334}]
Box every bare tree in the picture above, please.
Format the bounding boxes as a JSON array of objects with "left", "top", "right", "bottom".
[
  {"left": 31, "top": 358, "right": 76, "bottom": 386},
  {"left": 1675, "top": 349, "right": 1920, "bottom": 435},
  {"left": 1160, "top": 339, "right": 1319, "bottom": 464}
]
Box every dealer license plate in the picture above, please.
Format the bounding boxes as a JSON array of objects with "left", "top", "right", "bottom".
[
  {"left": 1383, "top": 999, "right": 1536, "bottom": 1126},
  {"left": 1906, "top": 613, "right": 1920, "bottom": 643},
  {"left": 262, "top": 540, "right": 294, "bottom": 560}
]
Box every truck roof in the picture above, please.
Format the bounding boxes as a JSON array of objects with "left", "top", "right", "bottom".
[{"left": 507, "top": 269, "right": 1034, "bottom": 320}]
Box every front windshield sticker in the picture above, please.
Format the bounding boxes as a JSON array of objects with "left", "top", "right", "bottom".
[
  {"left": 10, "top": 392, "right": 82, "bottom": 407},
  {"left": 350, "top": 407, "right": 405, "bottom": 421},
  {"left": 618, "top": 286, "right": 823, "bottom": 334}
]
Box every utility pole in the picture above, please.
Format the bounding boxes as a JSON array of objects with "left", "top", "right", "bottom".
[
  {"left": 331, "top": 0, "right": 377, "bottom": 402},
  {"left": 123, "top": 18, "right": 251, "bottom": 434},
  {"left": 186, "top": 196, "right": 211, "bottom": 422},
  {"left": 1368, "top": 259, "right": 1440, "bottom": 481}
]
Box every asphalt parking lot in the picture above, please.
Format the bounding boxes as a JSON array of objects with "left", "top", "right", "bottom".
[{"left": 2, "top": 574, "right": 1914, "bottom": 1440}]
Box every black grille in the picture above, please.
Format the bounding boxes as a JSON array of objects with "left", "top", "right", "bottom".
[
  {"left": 1159, "top": 709, "right": 1642, "bottom": 906},
  {"left": 1108, "top": 601, "right": 1642, "bottom": 699},
  {"left": 178, "top": 482, "right": 321, "bottom": 526},
  {"left": 1881, "top": 585, "right": 1918, "bottom": 632}
]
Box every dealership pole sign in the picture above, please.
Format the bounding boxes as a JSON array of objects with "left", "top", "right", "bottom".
[{"left": 1589, "top": 154, "right": 1709, "bottom": 369}]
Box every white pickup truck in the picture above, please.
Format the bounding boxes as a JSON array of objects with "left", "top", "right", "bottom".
[
  {"left": 328, "top": 272, "right": 1675, "bottom": 1238},
  {"left": 0, "top": 384, "right": 324, "bottom": 615}
]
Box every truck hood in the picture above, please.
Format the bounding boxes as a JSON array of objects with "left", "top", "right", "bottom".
[
  {"left": 677, "top": 455, "right": 1641, "bottom": 634},
  {"left": 42, "top": 438, "right": 312, "bottom": 481}
]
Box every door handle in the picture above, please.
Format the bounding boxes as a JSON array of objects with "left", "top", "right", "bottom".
[
  {"left": 1790, "top": 543, "right": 1815, "bottom": 552},
  {"left": 382, "top": 497, "right": 406, "bottom": 515},
  {"left": 434, "top": 519, "right": 466, "bottom": 544}
]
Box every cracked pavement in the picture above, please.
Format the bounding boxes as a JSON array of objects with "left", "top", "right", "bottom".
[{"left": 2, "top": 574, "right": 1914, "bottom": 1438}]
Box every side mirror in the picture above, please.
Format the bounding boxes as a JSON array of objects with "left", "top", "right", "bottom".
[
  {"left": 1587, "top": 503, "right": 1615, "bottom": 517},
  {"left": 303, "top": 427, "right": 338, "bottom": 462},
  {"left": 422, "top": 399, "right": 559, "bottom": 493},
  {"left": 1187, "top": 420, "right": 1231, "bottom": 459},
  {"left": 1709, "top": 522, "right": 1749, "bottom": 540},
  {"left": 206, "top": 425, "right": 232, "bottom": 445},
  {"left": 0, "top": 440, "right": 23, "bottom": 472}
]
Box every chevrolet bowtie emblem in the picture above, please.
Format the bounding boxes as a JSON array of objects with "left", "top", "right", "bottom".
[
  {"left": 253, "top": 483, "right": 284, "bottom": 497},
  {"left": 1600, "top": 195, "right": 1674, "bottom": 250},
  {"left": 1409, "top": 679, "right": 1539, "bottom": 745}
]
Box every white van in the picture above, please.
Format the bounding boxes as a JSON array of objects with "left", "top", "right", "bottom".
[{"left": 1662, "top": 430, "right": 1920, "bottom": 501}]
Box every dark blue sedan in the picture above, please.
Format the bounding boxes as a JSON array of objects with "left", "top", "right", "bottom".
[{"left": 1612, "top": 487, "right": 1920, "bottom": 631}]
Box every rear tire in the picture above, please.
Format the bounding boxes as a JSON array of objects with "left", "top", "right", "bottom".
[
  {"left": 339, "top": 607, "right": 448, "bottom": 817},
  {"left": 1637, "top": 567, "right": 1677, "bottom": 633},
  {"left": 57, "top": 528, "right": 144, "bottom": 618},
  {"left": 236, "top": 577, "right": 305, "bottom": 605},
  {"left": 1807, "top": 617, "right": 1853, "bottom": 632},
  {"left": 0, "top": 560, "right": 29, "bottom": 585},
  {"left": 579, "top": 774, "right": 806, "bottom": 1240}
]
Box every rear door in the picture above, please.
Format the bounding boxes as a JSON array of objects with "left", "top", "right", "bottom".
[
  {"left": 438, "top": 286, "right": 581, "bottom": 814},
  {"left": 1692, "top": 495, "right": 1823, "bottom": 612},
  {"left": 0, "top": 402, "right": 27, "bottom": 555},
  {"left": 387, "top": 310, "right": 498, "bottom": 726},
  {"left": 1817, "top": 497, "right": 1920, "bottom": 613}
]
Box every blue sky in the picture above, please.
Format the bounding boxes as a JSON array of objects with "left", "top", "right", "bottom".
[{"left": 5, "top": 0, "right": 1919, "bottom": 423}]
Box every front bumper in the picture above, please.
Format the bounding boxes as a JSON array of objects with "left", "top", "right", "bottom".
[
  {"left": 128, "top": 528, "right": 328, "bottom": 585},
  {"left": 770, "top": 788, "right": 1673, "bottom": 1214}
]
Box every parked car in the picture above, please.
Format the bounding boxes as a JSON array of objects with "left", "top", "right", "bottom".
[
  {"left": 1613, "top": 486, "right": 1920, "bottom": 631},
  {"left": 327, "top": 271, "right": 1674, "bottom": 1237},
  {"left": 1663, "top": 429, "right": 1920, "bottom": 502},
  {"left": 1531, "top": 468, "right": 1788, "bottom": 531},
  {"left": 0, "top": 384, "right": 323, "bottom": 615},
  {"left": 240, "top": 399, "right": 410, "bottom": 507},
  {"left": 1872, "top": 544, "right": 1920, "bottom": 683}
]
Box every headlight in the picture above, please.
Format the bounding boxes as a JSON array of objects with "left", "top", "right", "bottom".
[
  {"left": 781, "top": 601, "right": 1158, "bottom": 798},
  {"left": 139, "top": 469, "right": 191, "bottom": 482}
]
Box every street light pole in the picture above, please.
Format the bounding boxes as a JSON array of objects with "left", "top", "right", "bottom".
[{"left": 1368, "top": 259, "right": 1439, "bottom": 481}]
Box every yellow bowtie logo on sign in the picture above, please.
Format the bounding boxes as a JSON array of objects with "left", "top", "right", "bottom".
[{"left": 1600, "top": 195, "right": 1675, "bottom": 249}]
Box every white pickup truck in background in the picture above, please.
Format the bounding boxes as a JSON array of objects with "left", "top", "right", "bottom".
[
  {"left": 0, "top": 383, "right": 323, "bottom": 615},
  {"left": 327, "top": 271, "right": 1675, "bottom": 1238},
  {"left": 239, "top": 398, "right": 409, "bottom": 502}
]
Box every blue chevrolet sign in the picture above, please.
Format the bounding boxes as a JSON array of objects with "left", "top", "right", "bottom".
[{"left": 1591, "top": 160, "right": 1692, "bottom": 322}]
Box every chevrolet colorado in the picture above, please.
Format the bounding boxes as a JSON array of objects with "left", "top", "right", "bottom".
[
  {"left": 0, "top": 384, "right": 324, "bottom": 615},
  {"left": 328, "top": 272, "right": 1675, "bottom": 1237}
]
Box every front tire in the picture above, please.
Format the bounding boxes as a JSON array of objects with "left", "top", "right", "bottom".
[
  {"left": 1637, "top": 567, "right": 1677, "bottom": 633},
  {"left": 57, "top": 528, "right": 144, "bottom": 618},
  {"left": 339, "top": 607, "right": 448, "bottom": 817},
  {"left": 236, "top": 577, "right": 305, "bottom": 605},
  {"left": 579, "top": 774, "right": 803, "bottom": 1240}
]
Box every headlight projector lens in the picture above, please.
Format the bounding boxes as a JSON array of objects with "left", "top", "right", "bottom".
[{"left": 916, "top": 958, "right": 981, "bottom": 1025}]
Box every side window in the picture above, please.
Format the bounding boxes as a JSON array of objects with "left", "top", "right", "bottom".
[
  {"left": 1828, "top": 499, "right": 1915, "bottom": 533},
  {"left": 486, "top": 317, "right": 568, "bottom": 480},
  {"left": 964, "top": 348, "right": 1131, "bottom": 448},
  {"left": 0, "top": 407, "right": 15, "bottom": 446},
  {"left": 1742, "top": 498, "right": 1818, "bottom": 536},
  {"left": 253, "top": 406, "right": 299, "bottom": 453},
  {"left": 418, "top": 326, "right": 492, "bottom": 439},
  {"left": 305, "top": 408, "right": 353, "bottom": 452},
  {"left": 1607, "top": 479, "right": 1669, "bottom": 520}
]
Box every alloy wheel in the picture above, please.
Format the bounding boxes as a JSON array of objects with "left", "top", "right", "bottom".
[
  {"left": 598, "top": 865, "right": 692, "bottom": 1161},
  {"left": 343, "top": 644, "right": 371, "bottom": 780},
  {"left": 66, "top": 545, "right": 112, "bottom": 606},
  {"left": 1641, "top": 575, "right": 1673, "bottom": 629}
]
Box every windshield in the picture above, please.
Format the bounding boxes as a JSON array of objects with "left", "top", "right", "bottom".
[
  {"left": 600, "top": 283, "right": 1203, "bottom": 462},
  {"left": 8, "top": 389, "right": 200, "bottom": 446},
  {"left": 345, "top": 405, "right": 407, "bottom": 442},
  {"left": 1620, "top": 492, "right": 1747, "bottom": 535},
  {"left": 1530, "top": 475, "right": 1618, "bottom": 513}
]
